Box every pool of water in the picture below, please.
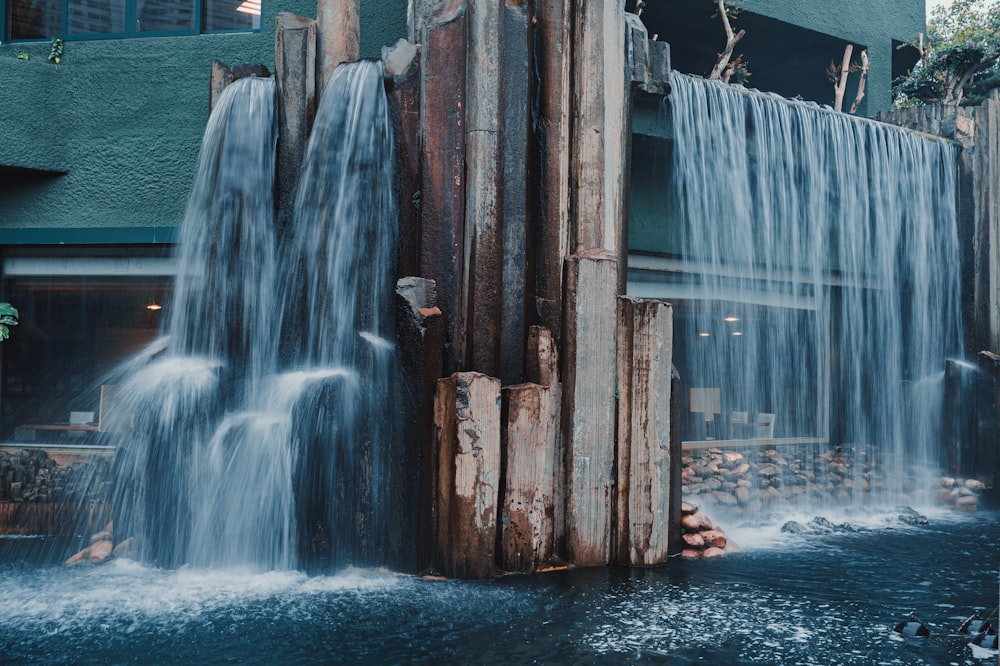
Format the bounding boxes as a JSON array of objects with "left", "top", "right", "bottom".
[{"left": 1, "top": 508, "right": 997, "bottom": 664}]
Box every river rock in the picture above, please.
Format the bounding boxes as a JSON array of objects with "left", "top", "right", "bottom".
[
  {"left": 681, "top": 514, "right": 702, "bottom": 532},
  {"left": 955, "top": 495, "right": 978, "bottom": 512},
  {"left": 682, "top": 532, "right": 705, "bottom": 549},
  {"left": 681, "top": 548, "right": 702, "bottom": 559},
  {"left": 90, "top": 530, "right": 113, "bottom": 544},
  {"left": 964, "top": 479, "right": 986, "bottom": 493},
  {"left": 89, "top": 540, "right": 113, "bottom": 564},
  {"left": 701, "top": 530, "right": 727, "bottom": 549},
  {"left": 702, "top": 547, "right": 725, "bottom": 558},
  {"left": 64, "top": 547, "right": 91, "bottom": 566}
]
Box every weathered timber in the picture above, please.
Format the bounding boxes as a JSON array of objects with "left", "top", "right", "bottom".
[
  {"left": 525, "top": 325, "right": 558, "bottom": 386},
  {"left": 209, "top": 61, "right": 233, "bottom": 111},
  {"left": 560, "top": 249, "right": 618, "bottom": 565},
  {"left": 500, "top": 0, "right": 530, "bottom": 385},
  {"left": 433, "top": 372, "right": 502, "bottom": 578},
  {"left": 463, "top": 0, "right": 504, "bottom": 376},
  {"left": 626, "top": 13, "right": 670, "bottom": 95},
  {"left": 615, "top": 296, "right": 675, "bottom": 566},
  {"left": 383, "top": 39, "right": 422, "bottom": 279},
  {"left": 415, "top": 0, "right": 467, "bottom": 375},
  {"left": 527, "top": 0, "right": 572, "bottom": 338},
  {"left": 974, "top": 92, "right": 1000, "bottom": 354},
  {"left": 275, "top": 13, "right": 318, "bottom": 234},
  {"left": 569, "top": 0, "right": 628, "bottom": 255},
  {"left": 316, "top": 0, "right": 359, "bottom": 94},
  {"left": 396, "top": 277, "right": 443, "bottom": 571},
  {"left": 500, "top": 381, "right": 560, "bottom": 572}
]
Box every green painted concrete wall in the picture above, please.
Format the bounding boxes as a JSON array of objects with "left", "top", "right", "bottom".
[
  {"left": 0, "top": 0, "right": 406, "bottom": 238},
  {"left": 741, "top": 0, "right": 924, "bottom": 113}
]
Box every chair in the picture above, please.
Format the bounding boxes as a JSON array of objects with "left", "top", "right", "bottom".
[
  {"left": 729, "top": 411, "right": 748, "bottom": 439},
  {"left": 755, "top": 412, "right": 775, "bottom": 439}
]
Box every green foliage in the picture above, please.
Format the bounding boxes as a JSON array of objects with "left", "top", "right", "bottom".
[
  {"left": 893, "top": 0, "right": 1000, "bottom": 107},
  {"left": 16, "top": 50, "right": 29, "bottom": 61},
  {"left": 0, "top": 303, "right": 19, "bottom": 342},
  {"left": 48, "top": 37, "right": 64, "bottom": 64}
]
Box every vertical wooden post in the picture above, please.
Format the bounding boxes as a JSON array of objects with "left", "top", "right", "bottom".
[
  {"left": 526, "top": 325, "right": 558, "bottom": 386},
  {"left": 615, "top": 296, "right": 674, "bottom": 567},
  {"left": 274, "top": 13, "right": 317, "bottom": 234},
  {"left": 500, "top": 0, "right": 530, "bottom": 385},
  {"left": 433, "top": 372, "right": 501, "bottom": 578},
  {"left": 560, "top": 249, "right": 618, "bottom": 566},
  {"left": 383, "top": 39, "right": 422, "bottom": 279},
  {"left": 415, "top": 0, "right": 468, "bottom": 376},
  {"left": 209, "top": 61, "right": 233, "bottom": 111},
  {"left": 396, "top": 277, "right": 443, "bottom": 572},
  {"left": 500, "top": 382, "right": 560, "bottom": 572},
  {"left": 463, "top": 0, "right": 504, "bottom": 375},
  {"left": 316, "top": 0, "right": 359, "bottom": 94},
  {"left": 569, "top": 0, "right": 627, "bottom": 256},
  {"left": 528, "top": 0, "right": 572, "bottom": 338}
]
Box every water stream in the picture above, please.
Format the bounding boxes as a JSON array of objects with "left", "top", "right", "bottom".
[{"left": 665, "top": 73, "right": 964, "bottom": 520}]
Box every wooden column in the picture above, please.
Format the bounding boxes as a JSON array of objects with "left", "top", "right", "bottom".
[
  {"left": 209, "top": 61, "right": 233, "bottom": 111},
  {"left": 396, "top": 277, "right": 443, "bottom": 572},
  {"left": 973, "top": 92, "right": 1000, "bottom": 354},
  {"left": 433, "top": 372, "right": 501, "bottom": 578},
  {"left": 528, "top": 0, "right": 572, "bottom": 338},
  {"left": 615, "top": 296, "right": 676, "bottom": 567},
  {"left": 569, "top": 0, "right": 627, "bottom": 255},
  {"left": 383, "top": 39, "right": 422, "bottom": 279},
  {"left": 500, "top": 0, "right": 530, "bottom": 385},
  {"left": 316, "top": 0, "right": 359, "bottom": 94},
  {"left": 560, "top": 249, "right": 618, "bottom": 566},
  {"left": 462, "top": 0, "right": 504, "bottom": 375},
  {"left": 500, "top": 381, "right": 560, "bottom": 572},
  {"left": 415, "top": 0, "right": 467, "bottom": 376},
  {"left": 274, "top": 13, "right": 317, "bottom": 234}
]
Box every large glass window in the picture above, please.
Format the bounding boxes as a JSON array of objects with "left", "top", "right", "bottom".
[
  {"left": 0, "top": 249, "right": 173, "bottom": 442},
  {"left": 6, "top": 0, "right": 258, "bottom": 40}
]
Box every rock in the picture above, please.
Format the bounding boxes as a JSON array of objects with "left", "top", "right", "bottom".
[
  {"left": 702, "top": 547, "right": 725, "bottom": 558},
  {"left": 955, "top": 495, "right": 978, "bottom": 512},
  {"left": 680, "top": 548, "right": 702, "bottom": 559},
  {"left": 964, "top": 479, "right": 986, "bottom": 493},
  {"left": 809, "top": 516, "right": 835, "bottom": 531},
  {"left": 681, "top": 514, "right": 702, "bottom": 533},
  {"left": 693, "top": 512, "right": 714, "bottom": 530},
  {"left": 681, "top": 501, "right": 699, "bottom": 515},
  {"left": 940, "top": 476, "right": 956, "bottom": 488},
  {"left": 722, "top": 452, "right": 744, "bottom": 464},
  {"left": 90, "top": 530, "right": 113, "bottom": 544},
  {"left": 64, "top": 547, "right": 91, "bottom": 566},
  {"left": 112, "top": 537, "right": 136, "bottom": 559},
  {"left": 757, "top": 463, "right": 780, "bottom": 477},
  {"left": 723, "top": 539, "right": 741, "bottom": 554},
  {"left": 735, "top": 486, "right": 750, "bottom": 504},
  {"left": 701, "top": 530, "right": 727, "bottom": 549},
  {"left": 682, "top": 532, "right": 705, "bottom": 549},
  {"left": 89, "top": 540, "right": 113, "bottom": 564}
]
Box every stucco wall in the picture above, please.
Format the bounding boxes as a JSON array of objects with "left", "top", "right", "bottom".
[{"left": 0, "top": 0, "right": 407, "bottom": 236}]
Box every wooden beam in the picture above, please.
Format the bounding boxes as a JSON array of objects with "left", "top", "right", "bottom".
[{"left": 316, "top": 0, "right": 359, "bottom": 94}]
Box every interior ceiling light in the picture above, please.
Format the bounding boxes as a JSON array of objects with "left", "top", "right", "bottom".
[
  {"left": 236, "top": 0, "right": 261, "bottom": 15},
  {"left": 723, "top": 315, "right": 740, "bottom": 322},
  {"left": 146, "top": 300, "right": 162, "bottom": 311},
  {"left": 732, "top": 331, "right": 743, "bottom": 336},
  {"left": 698, "top": 332, "right": 711, "bottom": 337}
]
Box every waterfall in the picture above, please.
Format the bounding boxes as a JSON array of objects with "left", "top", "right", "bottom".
[
  {"left": 665, "top": 73, "right": 963, "bottom": 516},
  {"left": 108, "top": 61, "right": 399, "bottom": 571}
]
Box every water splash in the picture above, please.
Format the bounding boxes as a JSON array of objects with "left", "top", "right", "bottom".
[
  {"left": 666, "top": 74, "right": 963, "bottom": 519},
  {"left": 106, "top": 62, "right": 399, "bottom": 572}
]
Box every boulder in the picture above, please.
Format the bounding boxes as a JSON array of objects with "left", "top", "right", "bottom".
[
  {"left": 964, "top": 479, "right": 986, "bottom": 493},
  {"left": 681, "top": 514, "right": 702, "bottom": 533},
  {"left": 89, "top": 540, "right": 113, "bottom": 564},
  {"left": 955, "top": 495, "right": 978, "bottom": 512},
  {"left": 701, "top": 530, "right": 727, "bottom": 549},
  {"left": 680, "top": 548, "right": 702, "bottom": 559},
  {"left": 702, "top": 547, "right": 725, "bottom": 558},
  {"left": 682, "top": 532, "right": 705, "bottom": 549},
  {"left": 64, "top": 547, "right": 91, "bottom": 566}
]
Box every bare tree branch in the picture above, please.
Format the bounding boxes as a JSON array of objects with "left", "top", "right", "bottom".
[
  {"left": 708, "top": 0, "right": 746, "bottom": 80},
  {"left": 833, "top": 44, "right": 854, "bottom": 111},
  {"left": 849, "top": 49, "right": 869, "bottom": 114}
]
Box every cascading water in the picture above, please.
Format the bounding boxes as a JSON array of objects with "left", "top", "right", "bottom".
[
  {"left": 107, "top": 60, "right": 399, "bottom": 571},
  {"left": 664, "top": 73, "right": 963, "bottom": 519}
]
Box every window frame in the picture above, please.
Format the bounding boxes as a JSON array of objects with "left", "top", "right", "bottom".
[{"left": 3, "top": 0, "right": 256, "bottom": 42}]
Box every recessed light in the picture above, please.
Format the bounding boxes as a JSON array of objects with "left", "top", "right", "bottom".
[{"left": 724, "top": 315, "right": 740, "bottom": 322}]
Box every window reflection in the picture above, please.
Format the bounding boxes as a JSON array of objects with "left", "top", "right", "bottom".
[
  {"left": 67, "top": 0, "right": 126, "bottom": 35},
  {"left": 10, "top": 0, "right": 61, "bottom": 40}
]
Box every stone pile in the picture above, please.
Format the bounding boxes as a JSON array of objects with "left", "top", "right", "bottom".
[
  {"left": 678, "top": 501, "right": 740, "bottom": 558},
  {"left": 0, "top": 449, "right": 110, "bottom": 504},
  {"left": 682, "top": 445, "right": 901, "bottom": 516},
  {"left": 936, "top": 477, "right": 988, "bottom": 512},
  {"left": 64, "top": 522, "right": 135, "bottom": 566}
]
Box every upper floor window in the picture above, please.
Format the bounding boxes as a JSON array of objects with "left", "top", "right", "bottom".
[{"left": 6, "top": 0, "right": 259, "bottom": 41}]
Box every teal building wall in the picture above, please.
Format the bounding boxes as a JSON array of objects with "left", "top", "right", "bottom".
[{"left": 0, "top": 0, "right": 407, "bottom": 240}]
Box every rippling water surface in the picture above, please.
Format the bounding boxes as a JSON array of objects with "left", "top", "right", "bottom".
[{"left": 1, "top": 509, "right": 996, "bottom": 664}]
